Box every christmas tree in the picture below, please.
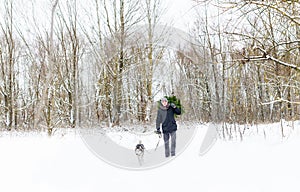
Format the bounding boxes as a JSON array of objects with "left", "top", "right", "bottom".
[{"left": 158, "top": 95, "right": 184, "bottom": 117}]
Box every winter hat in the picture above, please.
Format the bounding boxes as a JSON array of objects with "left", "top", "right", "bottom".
[{"left": 161, "top": 97, "right": 168, "bottom": 103}]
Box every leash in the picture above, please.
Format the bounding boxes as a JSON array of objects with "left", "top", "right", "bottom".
[
  {"left": 127, "top": 127, "right": 156, "bottom": 136},
  {"left": 130, "top": 129, "right": 162, "bottom": 151},
  {"left": 154, "top": 133, "right": 162, "bottom": 151}
]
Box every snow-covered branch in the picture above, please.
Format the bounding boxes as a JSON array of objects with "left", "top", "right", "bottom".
[
  {"left": 245, "top": 1, "right": 300, "bottom": 26},
  {"left": 261, "top": 98, "right": 300, "bottom": 106},
  {"left": 250, "top": 46, "right": 300, "bottom": 72}
]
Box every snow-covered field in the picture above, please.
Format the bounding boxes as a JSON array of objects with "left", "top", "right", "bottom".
[{"left": 0, "top": 121, "right": 300, "bottom": 192}]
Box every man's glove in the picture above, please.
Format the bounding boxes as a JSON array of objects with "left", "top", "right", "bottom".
[
  {"left": 155, "top": 130, "right": 162, "bottom": 138},
  {"left": 170, "top": 103, "right": 176, "bottom": 108}
]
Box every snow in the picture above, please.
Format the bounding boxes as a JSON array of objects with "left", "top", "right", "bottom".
[
  {"left": 80, "top": 123, "right": 196, "bottom": 170},
  {"left": 106, "top": 130, "right": 163, "bottom": 150},
  {"left": 0, "top": 122, "right": 300, "bottom": 192}
]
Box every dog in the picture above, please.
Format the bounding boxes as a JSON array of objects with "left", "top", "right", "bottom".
[{"left": 135, "top": 140, "right": 145, "bottom": 166}]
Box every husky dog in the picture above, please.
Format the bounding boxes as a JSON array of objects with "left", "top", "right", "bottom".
[{"left": 135, "top": 140, "right": 145, "bottom": 166}]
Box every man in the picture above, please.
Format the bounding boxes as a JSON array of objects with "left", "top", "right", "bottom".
[{"left": 156, "top": 97, "right": 181, "bottom": 157}]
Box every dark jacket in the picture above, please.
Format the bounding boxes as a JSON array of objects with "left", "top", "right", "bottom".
[{"left": 156, "top": 104, "right": 181, "bottom": 134}]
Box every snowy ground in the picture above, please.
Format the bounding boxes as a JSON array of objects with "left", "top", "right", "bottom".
[
  {"left": 0, "top": 121, "right": 300, "bottom": 192},
  {"left": 80, "top": 122, "right": 196, "bottom": 170}
]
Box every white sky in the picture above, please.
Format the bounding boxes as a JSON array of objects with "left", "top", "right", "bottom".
[
  {"left": 0, "top": 0, "right": 197, "bottom": 33},
  {"left": 163, "top": 0, "right": 197, "bottom": 32}
]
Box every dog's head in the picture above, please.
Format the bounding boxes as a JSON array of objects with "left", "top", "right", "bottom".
[
  {"left": 135, "top": 142, "right": 145, "bottom": 156},
  {"left": 135, "top": 148, "right": 144, "bottom": 156}
]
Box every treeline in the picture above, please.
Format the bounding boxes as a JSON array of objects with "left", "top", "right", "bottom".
[
  {"left": 0, "top": 0, "right": 299, "bottom": 133},
  {"left": 179, "top": 0, "right": 300, "bottom": 125}
]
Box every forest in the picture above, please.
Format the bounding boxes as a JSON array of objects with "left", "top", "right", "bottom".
[{"left": 0, "top": 0, "right": 299, "bottom": 137}]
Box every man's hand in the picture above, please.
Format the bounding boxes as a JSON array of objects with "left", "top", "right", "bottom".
[
  {"left": 170, "top": 103, "right": 176, "bottom": 108},
  {"left": 155, "top": 130, "right": 162, "bottom": 138}
]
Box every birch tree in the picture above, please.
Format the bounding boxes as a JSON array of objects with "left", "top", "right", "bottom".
[
  {"left": 32, "top": 0, "right": 59, "bottom": 134},
  {"left": 55, "top": 0, "right": 81, "bottom": 128},
  {"left": 226, "top": 1, "right": 300, "bottom": 124},
  {"left": 0, "top": 0, "right": 16, "bottom": 130},
  {"left": 187, "top": 0, "right": 300, "bottom": 139},
  {"left": 138, "top": 0, "right": 165, "bottom": 122},
  {"left": 94, "top": 0, "right": 142, "bottom": 126}
]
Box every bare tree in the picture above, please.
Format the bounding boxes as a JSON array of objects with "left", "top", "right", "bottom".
[
  {"left": 32, "top": 0, "right": 59, "bottom": 134},
  {"left": 0, "top": 0, "right": 18, "bottom": 130},
  {"left": 92, "top": 0, "right": 143, "bottom": 126},
  {"left": 182, "top": 0, "right": 300, "bottom": 139},
  {"left": 54, "top": 0, "right": 82, "bottom": 128}
]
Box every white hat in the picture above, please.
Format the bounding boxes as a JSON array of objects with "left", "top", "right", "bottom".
[{"left": 161, "top": 97, "right": 168, "bottom": 102}]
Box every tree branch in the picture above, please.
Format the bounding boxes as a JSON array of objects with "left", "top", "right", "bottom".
[{"left": 242, "top": 46, "right": 300, "bottom": 72}]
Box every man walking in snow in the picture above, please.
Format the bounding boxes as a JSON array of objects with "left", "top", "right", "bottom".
[{"left": 156, "top": 97, "right": 181, "bottom": 157}]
